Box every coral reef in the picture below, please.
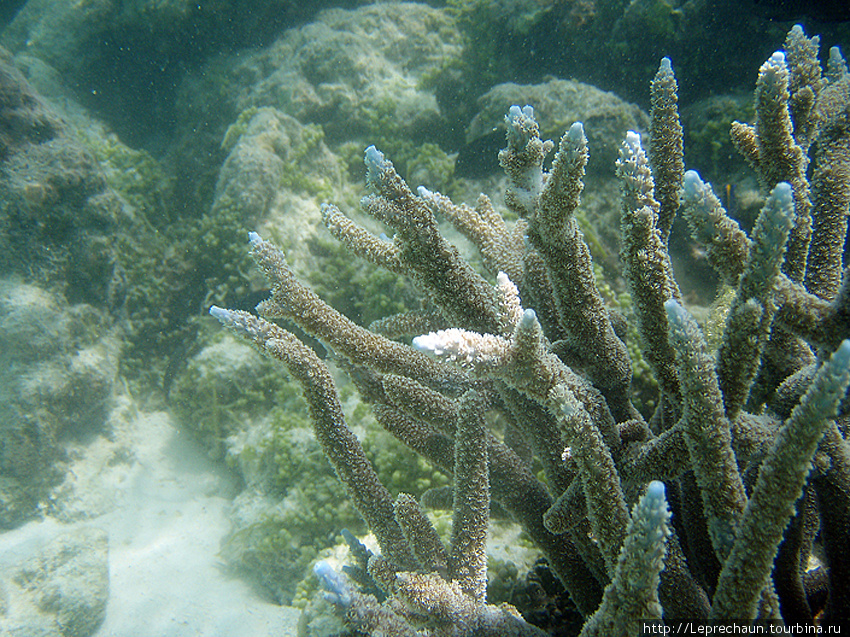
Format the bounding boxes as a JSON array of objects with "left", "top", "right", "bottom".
[{"left": 212, "top": 26, "right": 849, "bottom": 634}]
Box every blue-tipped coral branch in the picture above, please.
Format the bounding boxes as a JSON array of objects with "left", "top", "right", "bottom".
[{"left": 210, "top": 25, "right": 850, "bottom": 634}]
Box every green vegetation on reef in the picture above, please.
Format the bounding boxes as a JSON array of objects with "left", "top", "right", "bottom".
[
  {"left": 169, "top": 330, "right": 285, "bottom": 456},
  {"left": 276, "top": 123, "right": 334, "bottom": 200},
  {"left": 78, "top": 128, "right": 176, "bottom": 227},
  {"left": 220, "top": 408, "right": 453, "bottom": 604},
  {"left": 221, "top": 107, "right": 261, "bottom": 155},
  {"left": 682, "top": 95, "right": 754, "bottom": 184},
  {"left": 304, "top": 234, "right": 419, "bottom": 329},
  {"left": 116, "top": 201, "right": 254, "bottom": 392}
]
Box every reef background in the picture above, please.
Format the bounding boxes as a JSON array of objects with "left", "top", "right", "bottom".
[{"left": 0, "top": 1, "right": 848, "bottom": 636}]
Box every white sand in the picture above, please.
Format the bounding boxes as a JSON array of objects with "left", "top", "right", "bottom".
[{"left": 0, "top": 403, "right": 301, "bottom": 636}]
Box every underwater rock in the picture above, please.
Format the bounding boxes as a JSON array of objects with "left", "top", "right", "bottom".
[
  {"left": 0, "top": 0, "right": 357, "bottom": 144},
  {"left": 0, "top": 527, "right": 109, "bottom": 637},
  {"left": 212, "top": 108, "right": 346, "bottom": 274},
  {"left": 181, "top": 3, "right": 461, "bottom": 152},
  {"left": 0, "top": 48, "right": 122, "bottom": 307},
  {"left": 0, "top": 278, "right": 118, "bottom": 529},
  {"left": 464, "top": 79, "right": 649, "bottom": 178}
]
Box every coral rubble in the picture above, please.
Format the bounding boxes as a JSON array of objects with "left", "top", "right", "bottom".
[{"left": 212, "top": 25, "right": 850, "bottom": 634}]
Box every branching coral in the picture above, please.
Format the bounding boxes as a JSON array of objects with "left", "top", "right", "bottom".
[{"left": 211, "top": 25, "right": 850, "bottom": 634}]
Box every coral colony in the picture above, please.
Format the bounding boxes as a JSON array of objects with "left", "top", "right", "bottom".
[{"left": 211, "top": 25, "right": 850, "bottom": 635}]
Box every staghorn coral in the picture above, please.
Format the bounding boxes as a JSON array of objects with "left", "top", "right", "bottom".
[{"left": 211, "top": 25, "right": 849, "bottom": 634}]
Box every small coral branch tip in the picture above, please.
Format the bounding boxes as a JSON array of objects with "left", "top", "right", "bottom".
[
  {"left": 646, "top": 480, "right": 665, "bottom": 501},
  {"left": 663, "top": 298, "right": 685, "bottom": 322},
  {"left": 411, "top": 333, "right": 433, "bottom": 352},
  {"left": 364, "top": 144, "right": 386, "bottom": 179},
  {"left": 834, "top": 339, "right": 850, "bottom": 369},
  {"left": 521, "top": 308, "right": 538, "bottom": 327},
  {"left": 313, "top": 560, "right": 352, "bottom": 608},
  {"left": 364, "top": 144, "right": 383, "bottom": 164},
  {"left": 682, "top": 170, "right": 704, "bottom": 200},
  {"left": 771, "top": 181, "right": 793, "bottom": 204},
  {"left": 208, "top": 305, "right": 230, "bottom": 322},
  {"left": 568, "top": 121, "right": 585, "bottom": 141}
]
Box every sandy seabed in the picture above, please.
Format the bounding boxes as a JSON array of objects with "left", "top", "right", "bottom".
[{"left": 0, "top": 403, "right": 301, "bottom": 637}]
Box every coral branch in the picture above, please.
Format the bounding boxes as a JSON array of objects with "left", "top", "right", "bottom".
[{"left": 207, "top": 25, "right": 850, "bottom": 633}]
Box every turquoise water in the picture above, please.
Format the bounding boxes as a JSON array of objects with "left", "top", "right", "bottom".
[{"left": 0, "top": 2, "right": 848, "bottom": 635}]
